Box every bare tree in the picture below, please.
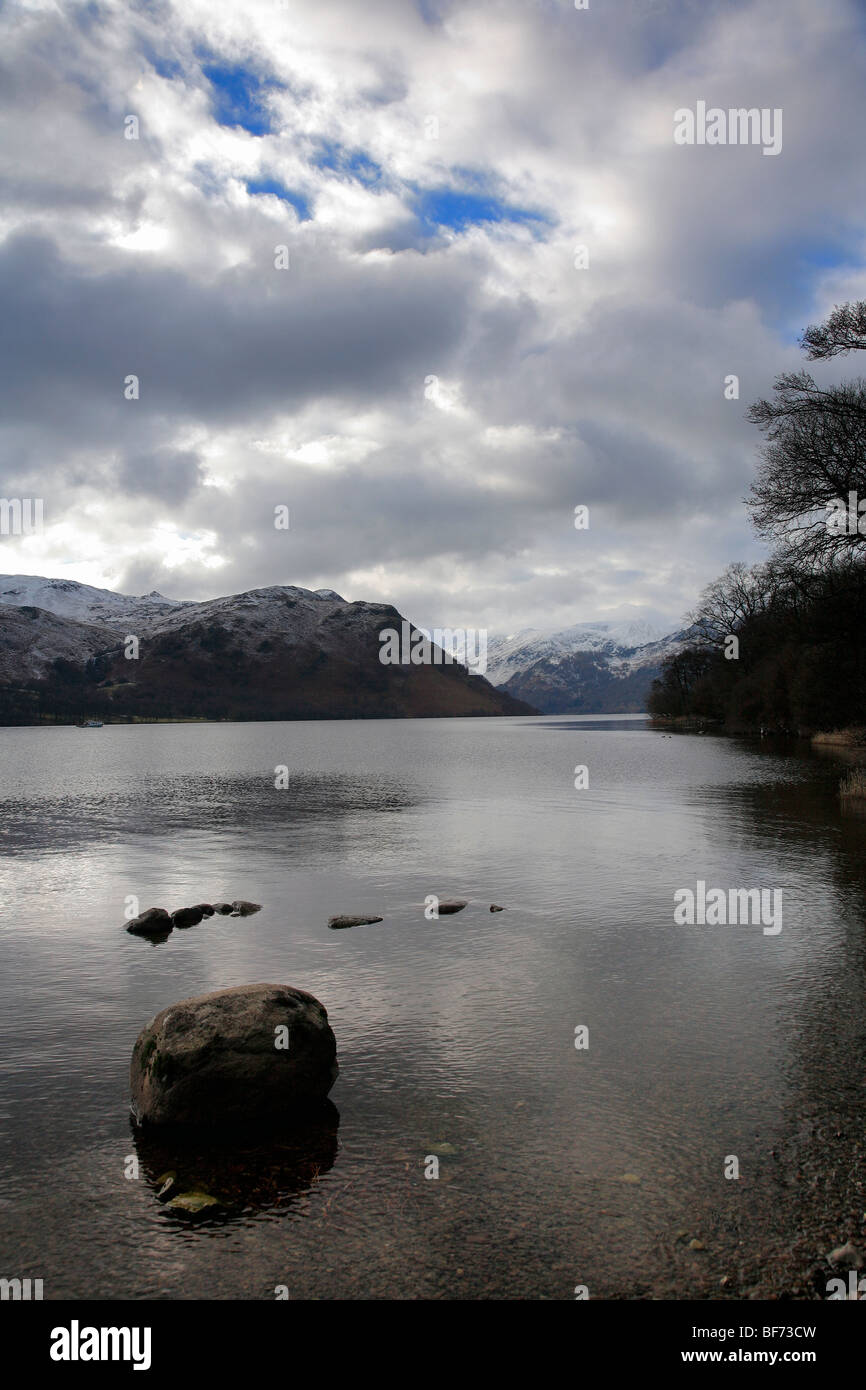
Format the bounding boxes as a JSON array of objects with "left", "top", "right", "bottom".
[
  {"left": 689, "top": 561, "right": 769, "bottom": 645},
  {"left": 745, "top": 301, "right": 866, "bottom": 566},
  {"left": 746, "top": 370, "right": 866, "bottom": 563},
  {"left": 800, "top": 300, "right": 866, "bottom": 360}
]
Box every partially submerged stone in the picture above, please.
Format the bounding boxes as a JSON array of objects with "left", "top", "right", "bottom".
[
  {"left": 126, "top": 908, "right": 172, "bottom": 936},
  {"left": 230, "top": 900, "right": 262, "bottom": 917},
  {"left": 171, "top": 906, "right": 204, "bottom": 928},
  {"left": 130, "top": 983, "right": 338, "bottom": 1127},
  {"left": 328, "top": 914, "right": 384, "bottom": 930},
  {"left": 435, "top": 899, "right": 467, "bottom": 915},
  {"left": 167, "top": 1190, "right": 221, "bottom": 1214}
]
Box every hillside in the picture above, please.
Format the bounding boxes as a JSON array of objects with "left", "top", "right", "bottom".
[{"left": 0, "top": 576, "right": 534, "bottom": 723}]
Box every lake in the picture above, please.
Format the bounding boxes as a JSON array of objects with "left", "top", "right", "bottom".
[{"left": 1, "top": 714, "right": 864, "bottom": 1300}]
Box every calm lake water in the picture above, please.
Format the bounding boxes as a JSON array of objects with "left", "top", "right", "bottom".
[{"left": 1, "top": 715, "right": 865, "bottom": 1300}]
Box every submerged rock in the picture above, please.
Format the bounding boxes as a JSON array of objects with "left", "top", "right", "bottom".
[
  {"left": 167, "top": 1190, "right": 222, "bottom": 1214},
  {"left": 435, "top": 899, "right": 468, "bottom": 915},
  {"left": 192, "top": 903, "right": 215, "bottom": 917},
  {"left": 489, "top": 904, "right": 505, "bottom": 913},
  {"left": 328, "top": 914, "right": 384, "bottom": 930},
  {"left": 133, "top": 1101, "right": 339, "bottom": 1216},
  {"left": 126, "top": 907, "right": 172, "bottom": 936},
  {"left": 171, "top": 906, "right": 204, "bottom": 928},
  {"left": 230, "top": 900, "right": 262, "bottom": 917},
  {"left": 130, "top": 982, "right": 338, "bottom": 1127},
  {"left": 212, "top": 903, "right": 234, "bottom": 915}
]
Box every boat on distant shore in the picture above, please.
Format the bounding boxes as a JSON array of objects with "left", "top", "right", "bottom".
[{"left": 77, "top": 719, "right": 103, "bottom": 728}]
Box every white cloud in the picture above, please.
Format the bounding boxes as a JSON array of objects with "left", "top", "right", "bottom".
[{"left": 0, "top": 0, "right": 863, "bottom": 634}]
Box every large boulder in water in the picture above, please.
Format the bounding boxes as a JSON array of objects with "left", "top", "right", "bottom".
[{"left": 130, "top": 983, "right": 338, "bottom": 1127}]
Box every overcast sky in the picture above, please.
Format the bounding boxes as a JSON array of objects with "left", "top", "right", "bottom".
[{"left": 0, "top": 0, "right": 864, "bottom": 636}]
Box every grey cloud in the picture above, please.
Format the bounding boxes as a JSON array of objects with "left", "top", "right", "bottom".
[
  {"left": 0, "top": 232, "right": 477, "bottom": 434},
  {"left": 0, "top": 0, "right": 863, "bottom": 637},
  {"left": 117, "top": 448, "right": 204, "bottom": 502}
]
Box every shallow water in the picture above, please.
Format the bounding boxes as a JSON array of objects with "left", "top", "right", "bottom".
[{"left": 1, "top": 715, "right": 864, "bottom": 1300}]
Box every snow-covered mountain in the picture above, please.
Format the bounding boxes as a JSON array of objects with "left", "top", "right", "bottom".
[
  {"left": 0, "top": 574, "right": 352, "bottom": 633},
  {"left": 0, "top": 605, "right": 123, "bottom": 684},
  {"left": 0, "top": 575, "right": 534, "bottom": 722},
  {"left": 0, "top": 574, "right": 194, "bottom": 629},
  {"left": 484, "top": 620, "right": 673, "bottom": 685},
  {"left": 482, "top": 619, "right": 687, "bottom": 714},
  {"left": 0, "top": 573, "right": 685, "bottom": 718}
]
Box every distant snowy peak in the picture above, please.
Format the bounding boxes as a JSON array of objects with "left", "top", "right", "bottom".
[
  {"left": 481, "top": 619, "right": 691, "bottom": 715},
  {"left": 484, "top": 619, "right": 677, "bottom": 685},
  {"left": 559, "top": 619, "right": 668, "bottom": 649}
]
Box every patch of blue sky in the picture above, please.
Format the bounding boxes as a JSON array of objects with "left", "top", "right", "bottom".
[
  {"left": 764, "top": 235, "right": 859, "bottom": 345},
  {"left": 413, "top": 185, "right": 552, "bottom": 235},
  {"left": 201, "top": 61, "right": 280, "bottom": 136},
  {"left": 245, "top": 179, "right": 312, "bottom": 221},
  {"left": 140, "top": 44, "right": 184, "bottom": 81},
  {"left": 797, "top": 238, "right": 853, "bottom": 272},
  {"left": 310, "top": 140, "right": 385, "bottom": 187}
]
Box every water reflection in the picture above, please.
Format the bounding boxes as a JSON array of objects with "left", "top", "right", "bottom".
[
  {"left": 132, "top": 1102, "right": 340, "bottom": 1223},
  {"left": 0, "top": 770, "right": 422, "bottom": 856},
  {"left": 2, "top": 719, "right": 866, "bottom": 1298}
]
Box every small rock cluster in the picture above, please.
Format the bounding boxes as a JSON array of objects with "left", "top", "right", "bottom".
[{"left": 126, "top": 900, "right": 261, "bottom": 937}]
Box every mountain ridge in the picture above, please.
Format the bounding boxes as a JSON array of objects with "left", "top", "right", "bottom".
[
  {"left": 0, "top": 575, "right": 534, "bottom": 723},
  {"left": 481, "top": 620, "right": 688, "bottom": 714}
]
